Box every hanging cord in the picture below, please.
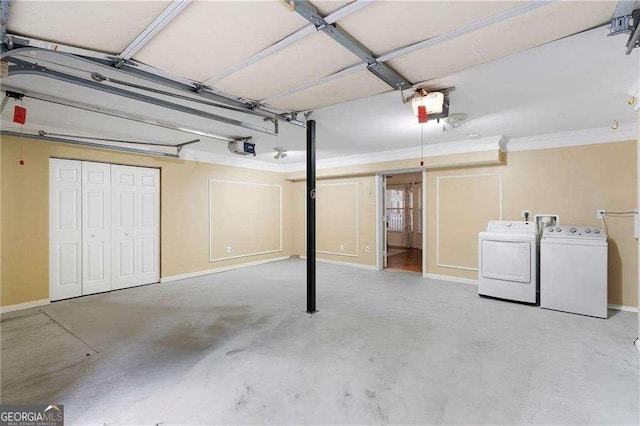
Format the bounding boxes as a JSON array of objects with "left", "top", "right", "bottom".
[
  {"left": 19, "top": 97, "right": 24, "bottom": 163},
  {"left": 420, "top": 123, "right": 424, "bottom": 166}
]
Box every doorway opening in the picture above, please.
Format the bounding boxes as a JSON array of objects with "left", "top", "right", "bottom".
[{"left": 382, "top": 172, "right": 423, "bottom": 273}]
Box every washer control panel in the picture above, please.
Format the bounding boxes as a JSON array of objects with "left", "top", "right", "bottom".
[{"left": 544, "top": 225, "right": 605, "bottom": 239}]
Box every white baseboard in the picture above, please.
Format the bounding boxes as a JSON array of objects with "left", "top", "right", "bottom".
[
  {"left": 608, "top": 304, "right": 638, "bottom": 313},
  {"left": 160, "top": 256, "right": 291, "bottom": 283},
  {"left": 1, "top": 298, "right": 50, "bottom": 314},
  {"left": 424, "top": 273, "right": 478, "bottom": 286},
  {"left": 300, "top": 256, "right": 378, "bottom": 271}
]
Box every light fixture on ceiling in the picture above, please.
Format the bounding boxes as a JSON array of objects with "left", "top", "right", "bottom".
[
  {"left": 411, "top": 90, "right": 444, "bottom": 120},
  {"left": 401, "top": 86, "right": 453, "bottom": 123},
  {"left": 441, "top": 113, "right": 468, "bottom": 133},
  {"left": 274, "top": 147, "right": 288, "bottom": 159}
]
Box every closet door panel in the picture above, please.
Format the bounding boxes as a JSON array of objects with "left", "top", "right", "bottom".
[
  {"left": 49, "top": 159, "right": 82, "bottom": 301},
  {"left": 111, "top": 165, "right": 159, "bottom": 289},
  {"left": 82, "top": 161, "right": 111, "bottom": 295}
]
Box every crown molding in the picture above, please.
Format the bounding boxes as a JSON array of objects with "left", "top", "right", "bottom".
[
  {"left": 280, "top": 136, "right": 506, "bottom": 173},
  {"left": 505, "top": 124, "right": 637, "bottom": 152},
  {"left": 5, "top": 119, "right": 636, "bottom": 174},
  {"left": 179, "top": 149, "right": 285, "bottom": 173}
]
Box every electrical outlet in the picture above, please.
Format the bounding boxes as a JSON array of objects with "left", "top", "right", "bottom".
[
  {"left": 365, "top": 245, "right": 370, "bottom": 253},
  {"left": 226, "top": 245, "right": 232, "bottom": 254},
  {"left": 340, "top": 244, "right": 345, "bottom": 251},
  {"left": 597, "top": 210, "right": 605, "bottom": 219},
  {"left": 521, "top": 210, "right": 531, "bottom": 221}
]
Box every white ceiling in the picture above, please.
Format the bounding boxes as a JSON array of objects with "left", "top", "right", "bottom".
[
  {"left": 1, "top": 1, "right": 638, "bottom": 166},
  {"left": 5, "top": 1, "right": 623, "bottom": 111}
]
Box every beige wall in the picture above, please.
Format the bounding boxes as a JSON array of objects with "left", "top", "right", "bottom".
[
  {"left": 292, "top": 175, "right": 377, "bottom": 267},
  {"left": 1, "top": 136, "right": 292, "bottom": 306},
  {"left": 435, "top": 173, "right": 501, "bottom": 270},
  {"left": 3, "top": 135, "right": 637, "bottom": 309},
  {"left": 209, "top": 180, "right": 283, "bottom": 260},
  {"left": 427, "top": 140, "right": 638, "bottom": 307}
]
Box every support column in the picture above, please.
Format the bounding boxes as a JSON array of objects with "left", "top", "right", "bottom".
[{"left": 306, "top": 120, "right": 317, "bottom": 314}]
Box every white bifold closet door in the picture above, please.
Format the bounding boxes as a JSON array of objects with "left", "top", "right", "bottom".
[
  {"left": 111, "top": 165, "right": 160, "bottom": 290},
  {"left": 50, "top": 159, "right": 159, "bottom": 301},
  {"left": 82, "top": 161, "right": 111, "bottom": 295},
  {"left": 49, "top": 159, "right": 83, "bottom": 301}
]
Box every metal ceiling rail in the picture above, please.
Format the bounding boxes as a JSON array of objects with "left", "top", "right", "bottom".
[
  {"left": 289, "top": 0, "right": 412, "bottom": 90},
  {"left": 1, "top": 85, "right": 246, "bottom": 143},
  {"left": 6, "top": 57, "right": 279, "bottom": 136},
  {"left": 89, "top": 71, "right": 270, "bottom": 116},
  {"left": 1, "top": 41, "right": 307, "bottom": 127},
  {"left": 118, "top": 0, "right": 192, "bottom": 61},
  {"left": 37, "top": 130, "right": 200, "bottom": 154},
  {"left": 1, "top": 130, "right": 182, "bottom": 158},
  {"left": 203, "top": 0, "right": 373, "bottom": 85},
  {"left": 261, "top": 0, "right": 554, "bottom": 104}
]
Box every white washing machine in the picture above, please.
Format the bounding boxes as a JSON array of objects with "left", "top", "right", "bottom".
[
  {"left": 478, "top": 221, "right": 537, "bottom": 303},
  {"left": 540, "top": 225, "right": 608, "bottom": 318}
]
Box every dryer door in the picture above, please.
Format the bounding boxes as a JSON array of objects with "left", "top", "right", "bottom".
[{"left": 481, "top": 240, "right": 531, "bottom": 283}]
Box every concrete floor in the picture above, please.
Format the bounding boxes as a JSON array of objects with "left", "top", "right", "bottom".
[{"left": 2, "top": 258, "right": 638, "bottom": 424}]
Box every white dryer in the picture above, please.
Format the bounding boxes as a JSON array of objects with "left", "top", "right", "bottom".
[
  {"left": 478, "top": 221, "right": 537, "bottom": 303},
  {"left": 540, "top": 226, "right": 608, "bottom": 318}
]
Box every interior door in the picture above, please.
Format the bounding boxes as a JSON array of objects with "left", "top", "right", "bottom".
[
  {"left": 111, "top": 165, "right": 160, "bottom": 290},
  {"left": 49, "top": 158, "right": 82, "bottom": 301},
  {"left": 82, "top": 161, "right": 111, "bottom": 295}
]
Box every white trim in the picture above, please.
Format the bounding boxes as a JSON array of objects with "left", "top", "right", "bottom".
[
  {"left": 436, "top": 173, "right": 502, "bottom": 271},
  {"left": 608, "top": 304, "right": 638, "bottom": 313},
  {"left": 281, "top": 136, "right": 505, "bottom": 173},
  {"left": 182, "top": 149, "right": 285, "bottom": 173},
  {"left": 208, "top": 179, "right": 283, "bottom": 262},
  {"left": 161, "top": 256, "right": 290, "bottom": 283},
  {"left": 424, "top": 273, "right": 478, "bottom": 286},
  {"left": 312, "top": 182, "right": 360, "bottom": 258},
  {"left": 1, "top": 299, "right": 50, "bottom": 314},
  {"left": 506, "top": 124, "right": 637, "bottom": 152},
  {"left": 375, "top": 174, "right": 382, "bottom": 271},
  {"left": 300, "top": 256, "right": 377, "bottom": 271},
  {"left": 422, "top": 170, "right": 428, "bottom": 275}
]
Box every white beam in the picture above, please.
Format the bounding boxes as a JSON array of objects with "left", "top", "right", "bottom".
[
  {"left": 119, "top": 0, "right": 192, "bottom": 60},
  {"left": 203, "top": 0, "right": 373, "bottom": 85}
]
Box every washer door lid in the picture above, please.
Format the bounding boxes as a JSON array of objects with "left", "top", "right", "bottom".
[{"left": 481, "top": 240, "right": 531, "bottom": 283}]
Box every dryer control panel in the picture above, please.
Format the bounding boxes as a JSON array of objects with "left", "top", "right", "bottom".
[{"left": 486, "top": 220, "right": 536, "bottom": 232}]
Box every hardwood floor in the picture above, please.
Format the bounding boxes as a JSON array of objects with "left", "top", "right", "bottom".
[{"left": 386, "top": 247, "right": 422, "bottom": 273}]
